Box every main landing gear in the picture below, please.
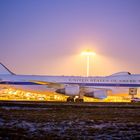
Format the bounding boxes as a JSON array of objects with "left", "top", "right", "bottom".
[
  {"left": 75, "top": 98, "right": 84, "bottom": 102},
  {"left": 66, "top": 97, "right": 84, "bottom": 102},
  {"left": 66, "top": 97, "right": 75, "bottom": 102}
]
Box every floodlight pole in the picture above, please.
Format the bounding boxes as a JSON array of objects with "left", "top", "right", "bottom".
[
  {"left": 81, "top": 50, "right": 96, "bottom": 77},
  {"left": 86, "top": 55, "right": 90, "bottom": 77}
]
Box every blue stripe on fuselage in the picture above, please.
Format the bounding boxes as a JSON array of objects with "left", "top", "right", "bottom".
[
  {"left": 0, "top": 81, "right": 140, "bottom": 87},
  {"left": 66, "top": 83, "right": 140, "bottom": 87},
  {"left": 0, "top": 81, "right": 40, "bottom": 85}
]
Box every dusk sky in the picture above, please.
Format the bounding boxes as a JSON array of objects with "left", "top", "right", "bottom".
[{"left": 0, "top": 0, "right": 140, "bottom": 76}]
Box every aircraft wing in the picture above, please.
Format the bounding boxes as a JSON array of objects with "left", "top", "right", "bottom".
[
  {"left": 30, "top": 80, "right": 64, "bottom": 89},
  {"left": 30, "top": 80, "right": 111, "bottom": 91}
]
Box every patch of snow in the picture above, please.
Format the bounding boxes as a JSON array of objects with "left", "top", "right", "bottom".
[
  {"left": 17, "top": 121, "right": 36, "bottom": 132},
  {"left": 94, "top": 123, "right": 107, "bottom": 129},
  {"left": 0, "top": 118, "right": 4, "bottom": 126}
]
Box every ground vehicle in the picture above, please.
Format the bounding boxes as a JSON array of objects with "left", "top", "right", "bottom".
[{"left": 131, "top": 97, "right": 140, "bottom": 103}]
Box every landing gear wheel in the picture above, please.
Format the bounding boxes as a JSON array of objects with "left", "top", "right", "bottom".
[
  {"left": 67, "top": 97, "right": 75, "bottom": 102},
  {"left": 75, "top": 98, "right": 84, "bottom": 102}
]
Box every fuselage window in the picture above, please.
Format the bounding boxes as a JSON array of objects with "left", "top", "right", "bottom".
[
  {"left": 130, "top": 80, "right": 136, "bottom": 82},
  {"left": 90, "top": 79, "right": 93, "bottom": 82}
]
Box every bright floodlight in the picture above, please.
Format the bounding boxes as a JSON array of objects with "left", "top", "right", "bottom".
[
  {"left": 81, "top": 49, "right": 96, "bottom": 77},
  {"left": 81, "top": 49, "right": 96, "bottom": 56}
]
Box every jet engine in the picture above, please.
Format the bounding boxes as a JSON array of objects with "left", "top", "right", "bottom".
[
  {"left": 85, "top": 89, "right": 108, "bottom": 99},
  {"left": 56, "top": 85, "right": 80, "bottom": 96}
]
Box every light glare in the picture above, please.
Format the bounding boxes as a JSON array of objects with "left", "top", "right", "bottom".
[{"left": 81, "top": 49, "right": 96, "bottom": 56}]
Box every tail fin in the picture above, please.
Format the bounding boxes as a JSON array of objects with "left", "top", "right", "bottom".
[{"left": 0, "top": 63, "right": 15, "bottom": 75}]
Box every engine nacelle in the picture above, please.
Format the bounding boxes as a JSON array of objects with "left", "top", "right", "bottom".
[
  {"left": 56, "top": 85, "right": 80, "bottom": 96},
  {"left": 85, "top": 89, "right": 107, "bottom": 99}
]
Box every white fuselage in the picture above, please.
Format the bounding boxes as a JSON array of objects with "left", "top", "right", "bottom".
[
  {"left": 1, "top": 63, "right": 140, "bottom": 99},
  {"left": 1, "top": 74, "right": 140, "bottom": 96}
]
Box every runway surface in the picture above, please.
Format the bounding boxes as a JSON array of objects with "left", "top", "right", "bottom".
[{"left": 0, "top": 100, "right": 140, "bottom": 108}]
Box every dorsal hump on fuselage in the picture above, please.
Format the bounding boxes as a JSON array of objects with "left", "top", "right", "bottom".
[{"left": 110, "top": 72, "right": 131, "bottom": 76}]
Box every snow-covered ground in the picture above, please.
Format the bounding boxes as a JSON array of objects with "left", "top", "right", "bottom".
[
  {"left": 0, "top": 104, "right": 140, "bottom": 139},
  {"left": 0, "top": 118, "right": 140, "bottom": 139}
]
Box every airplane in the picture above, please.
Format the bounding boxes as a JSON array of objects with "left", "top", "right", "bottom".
[{"left": 0, "top": 63, "right": 139, "bottom": 102}]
